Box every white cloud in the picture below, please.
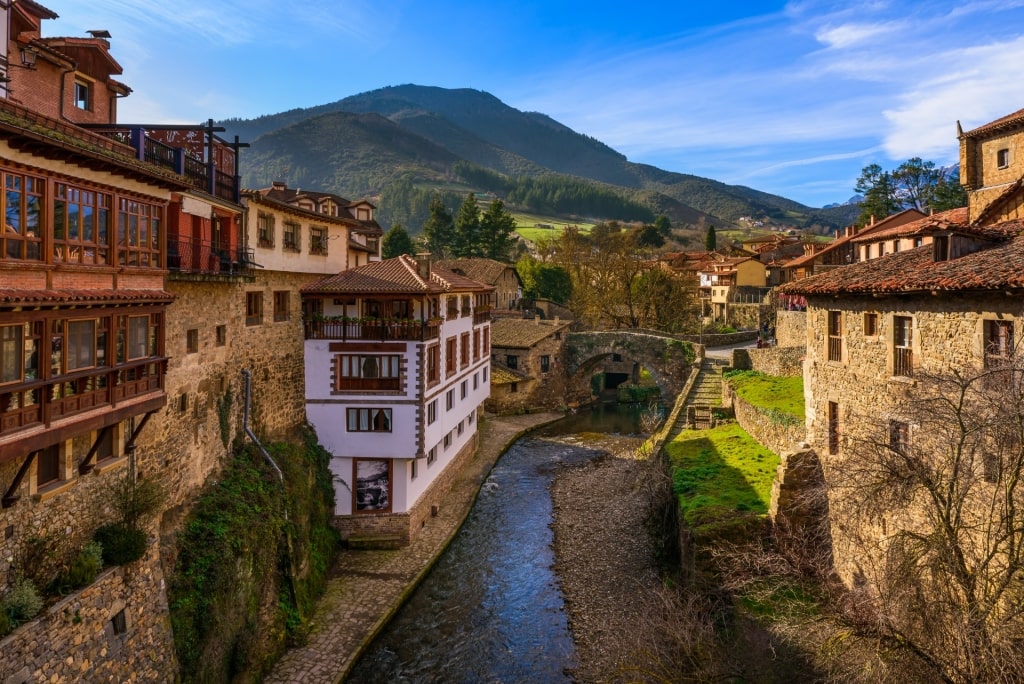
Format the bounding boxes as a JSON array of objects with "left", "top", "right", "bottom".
[{"left": 814, "top": 21, "right": 900, "bottom": 49}]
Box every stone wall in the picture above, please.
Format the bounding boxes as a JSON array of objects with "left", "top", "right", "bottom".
[
  {"left": 744, "top": 346, "right": 804, "bottom": 377},
  {"left": 775, "top": 310, "right": 806, "bottom": 348},
  {"left": 722, "top": 383, "right": 805, "bottom": 457},
  {"left": 566, "top": 331, "right": 695, "bottom": 400},
  {"left": 676, "top": 330, "right": 759, "bottom": 347},
  {"left": 488, "top": 333, "right": 569, "bottom": 413},
  {"left": 0, "top": 549, "right": 174, "bottom": 682}
]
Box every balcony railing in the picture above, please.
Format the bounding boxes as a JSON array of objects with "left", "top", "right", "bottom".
[
  {"left": 167, "top": 236, "right": 249, "bottom": 276},
  {"left": 304, "top": 319, "right": 441, "bottom": 342},
  {"left": 0, "top": 359, "right": 165, "bottom": 439},
  {"left": 828, "top": 335, "right": 843, "bottom": 362},
  {"left": 473, "top": 308, "right": 492, "bottom": 325},
  {"left": 894, "top": 347, "right": 913, "bottom": 377}
]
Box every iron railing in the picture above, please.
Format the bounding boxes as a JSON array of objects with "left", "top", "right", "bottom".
[
  {"left": 167, "top": 236, "right": 249, "bottom": 275},
  {"left": 304, "top": 319, "right": 441, "bottom": 342}
]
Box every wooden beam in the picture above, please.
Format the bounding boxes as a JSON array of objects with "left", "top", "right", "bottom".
[
  {"left": 78, "top": 424, "right": 113, "bottom": 475},
  {"left": 2, "top": 450, "right": 38, "bottom": 508}
]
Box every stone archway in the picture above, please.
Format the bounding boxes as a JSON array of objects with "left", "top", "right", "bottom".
[{"left": 565, "top": 331, "right": 696, "bottom": 401}]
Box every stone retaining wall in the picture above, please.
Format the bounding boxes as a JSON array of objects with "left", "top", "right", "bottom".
[
  {"left": 775, "top": 310, "right": 806, "bottom": 348},
  {"left": 722, "top": 383, "right": 805, "bottom": 457}
]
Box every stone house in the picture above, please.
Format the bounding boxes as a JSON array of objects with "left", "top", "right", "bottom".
[
  {"left": 301, "top": 254, "right": 492, "bottom": 544},
  {"left": 436, "top": 257, "right": 522, "bottom": 311},
  {"left": 487, "top": 317, "right": 571, "bottom": 414},
  {"left": 778, "top": 107, "right": 1024, "bottom": 586},
  {"left": 699, "top": 256, "right": 767, "bottom": 323}
]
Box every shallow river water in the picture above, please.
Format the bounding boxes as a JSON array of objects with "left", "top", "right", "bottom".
[{"left": 344, "top": 402, "right": 649, "bottom": 684}]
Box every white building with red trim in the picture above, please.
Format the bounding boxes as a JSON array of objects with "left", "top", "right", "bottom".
[{"left": 301, "top": 254, "right": 493, "bottom": 544}]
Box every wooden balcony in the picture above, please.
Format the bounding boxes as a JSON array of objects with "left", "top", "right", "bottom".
[
  {"left": 304, "top": 319, "right": 441, "bottom": 342},
  {"left": 473, "top": 307, "right": 492, "bottom": 325},
  {"left": 893, "top": 347, "right": 913, "bottom": 377}
]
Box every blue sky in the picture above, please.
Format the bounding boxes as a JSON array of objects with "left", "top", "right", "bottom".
[{"left": 48, "top": 0, "right": 1024, "bottom": 208}]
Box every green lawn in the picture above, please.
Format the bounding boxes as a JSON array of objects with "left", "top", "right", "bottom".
[
  {"left": 511, "top": 212, "right": 594, "bottom": 242},
  {"left": 725, "top": 371, "right": 805, "bottom": 420},
  {"left": 665, "top": 422, "right": 779, "bottom": 533}
]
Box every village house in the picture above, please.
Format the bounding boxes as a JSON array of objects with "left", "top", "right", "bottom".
[
  {"left": 697, "top": 256, "right": 767, "bottom": 323},
  {"left": 487, "top": 316, "right": 571, "bottom": 414},
  {"left": 300, "top": 254, "right": 492, "bottom": 544},
  {"left": 436, "top": 257, "right": 522, "bottom": 312},
  {"left": 778, "top": 107, "right": 1024, "bottom": 586}
]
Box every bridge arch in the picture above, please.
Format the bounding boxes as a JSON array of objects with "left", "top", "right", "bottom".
[{"left": 565, "top": 331, "right": 697, "bottom": 400}]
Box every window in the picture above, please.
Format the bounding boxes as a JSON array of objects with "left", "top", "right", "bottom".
[
  {"left": 274, "top": 291, "right": 290, "bottom": 322},
  {"left": 540, "top": 355, "right": 551, "bottom": 373},
  {"left": 96, "top": 426, "right": 116, "bottom": 463},
  {"left": 984, "top": 320, "right": 1014, "bottom": 365},
  {"left": 1, "top": 171, "right": 43, "bottom": 261},
  {"left": 457, "top": 420, "right": 464, "bottom": 436},
  {"left": 426, "top": 344, "right": 440, "bottom": 387},
  {"left": 983, "top": 452, "right": 1001, "bottom": 484},
  {"left": 1, "top": 324, "right": 23, "bottom": 384},
  {"left": 283, "top": 221, "right": 300, "bottom": 251},
  {"left": 933, "top": 235, "right": 949, "bottom": 262},
  {"left": 117, "top": 198, "right": 162, "bottom": 267},
  {"left": 111, "top": 609, "right": 128, "bottom": 636},
  {"left": 460, "top": 379, "right": 467, "bottom": 400},
  {"left": 411, "top": 458, "right": 418, "bottom": 480},
  {"left": 216, "top": 325, "right": 226, "bottom": 347},
  {"left": 827, "top": 401, "right": 839, "bottom": 455},
  {"left": 246, "top": 292, "right": 263, "bottom": 326},
  {"left": 186, "top": 329, "right": 199, "bottom": 354},
  {"left": 427, "top": 446, "right": 437, "bottom": 465},
  {"left": 446, "top": 389, "right": 454, "bottom": 411},
  {"left": 443, "top": 432, "right": 452, "bottom": 450},
  {"left": 346, "top": 407, "right": 392, "bottom": 432},
  {"left": 53, "top": 184, "right": 110, "bottom": 264},
  {"left": 257, "top": 213, "right": 274, "bottom": 248},
  {"left": 510, "top": 382, "right": 518, "bottom": 393},
  {"left": 336, "top": 354, "right": 401, "bottom": 390},
  {"left": 555, "top": 331, "right": 562, "bottom": 340},
  {"left": 427, "top": 399, "right": 437, "bottom": 425},
  {"left": 483, "top": 327, "right": 490, "bottom": 353},
  {"left": 483, "top": 367, "right": 488, "bottom": 382},
  {"left": 893, "top": 316, "right": 913, "bottom": 377},
  {"left": 310, "top": 226, "right": 327, "bottom": 255},
  {"left": 74, "top": 80, "right": 90, "bottom": 110},
  {"left": 473, "top": 373, "right": 478, "bottom": 390},
  {"left": 506, "top": 355, "right": 518, "bottom": 370},
  {"left": 67, "top": 319, "right": 97, "bottom": 370},
  {"left": 446, "top": 337, "right": 457, "bottom": 376},
  {"left": 447, "top": 296, "right": 459, "bottom": 318},
  {"left": 461, "top": 295, "right": 471, "bottom": 317},
  {"left": 468, "top": 409, "right": 474, "bottom": 424},
  {"left": 998, "top": 148, "right": 1011, "bottom": 169},
  {"left": 863, "top": 312, "right": 878, "bottom": 337},
  {"left": 460, "top": 332, "right": 470, "bottom": 368},
  {"left": 36, "top": 443, "right": 61, "bottom": 488},
  {"left": 473, "top": 330, "right": 480, "bottom": 360},
  {"left": 827, "top": 311, "right": 842, "bottom": 362},
  {"left": 127, "top": 316, "right": 150, "bottom": 360},
  {"left": 889, "top": 420, "right": 910, "bottom": 455}
]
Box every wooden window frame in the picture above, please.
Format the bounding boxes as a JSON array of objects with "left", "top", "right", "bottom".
[
  {"left": 257, "top": 212, "right": 275, "bottom": 248},
  {"left": 984, "top": 319, "right": 1014, "bottom": 366},
  {"left": 273, "top": 291, "right": 290, "bottom": 322},
  {"left": 1, "top": 171, "right": 43, "bottom": 261},
  {"left": 893, "top": 315, "right": 913, "bottom": 377},
  {"left": 186, "top": 328, "right": 199, "bottom": 354},
  {"left": 335, "top": 354, "right": 401, "bottom": 391},
  {"left": 283, "top": 220, "right": 300, "bottom": 252},
  {"left": 863, "top": 312, "right": 878, "bottom": 338},
  {"left": 426, "top": 344, "right": 440, "bottom": 387},
  {"left": 246, "top": 292, "right": 263, "bottom": 326},
  {"left": 53, "top": 183, "right": 111, "bottom": 265},
  {"left": 460, "top": 332, "right": 470, "bottom": 368},
  {"left": 827, "top": 311, "right": 842, "bottom": 362},
  {"left": 445, "top": 337, "right": 457, "bottom": 377},
  {"left": 346, "top": 407, "right": 393, "bottom": 432},
  {"left": 116, "top": 197, "right": 162, "bottom": 268}
]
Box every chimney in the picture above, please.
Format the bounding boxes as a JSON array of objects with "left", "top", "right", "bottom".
[
  {"left": 415, "top": 252, "right": 431, "bottom": 280},
  {"left": 870, "top": 215, "right": 876, "bottom": 226},
  {"left": 271, "top": 180, "right": 286, "bottom": 191}
]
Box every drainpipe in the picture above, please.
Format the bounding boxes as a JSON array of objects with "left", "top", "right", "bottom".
[{"left": 241, "top": 369, "right": 285, "bottom": 490}]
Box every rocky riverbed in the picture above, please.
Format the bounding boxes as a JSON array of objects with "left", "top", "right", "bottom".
[{"left": 549, "top": 434, "right": 672, "bottom": 683}]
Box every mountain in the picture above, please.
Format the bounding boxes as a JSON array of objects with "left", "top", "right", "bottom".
[{"left": 223, "top": 85, "right": 853, "bottom": 231}]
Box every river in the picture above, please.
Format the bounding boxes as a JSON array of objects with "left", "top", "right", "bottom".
[{"left": 344, "top": 401, "right": 651, "bottom": 683}]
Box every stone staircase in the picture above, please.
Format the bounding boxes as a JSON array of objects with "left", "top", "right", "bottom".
[{"left": 675, "top": 358, "right": 729, "bottom": 432}]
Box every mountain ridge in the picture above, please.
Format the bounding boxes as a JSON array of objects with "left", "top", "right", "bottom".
[{"left": 223, "top": 84, "right": 859, "bottom": 231}]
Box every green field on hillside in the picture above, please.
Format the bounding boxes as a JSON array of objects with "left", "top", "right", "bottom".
[{"left": 511, "top": 213, "right": 594, "bottom": 242}]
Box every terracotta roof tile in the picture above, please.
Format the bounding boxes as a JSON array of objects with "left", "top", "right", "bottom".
[
  {"left": 301, "top": 255, "right": 493, "bottom": 295},
  {"left": 962, "top": 107, "right": 1024, "bottom": 138},
  {"left": 779, "top": 226, "right": 1024, "bottom": 296},
  {"left": 490, "top": 317, "right": 570, "bottom": 349},
  {"left": 851, "top": 207, "right": 971, "bottom": 242},
  {"left": 490, "top": 364, "right": 531, "bottom": 385},
  {"left": 435, "top": 258, "right": 520, "bottom": 286},
  {"left": 0, "top": 288, "right": 174, "bottom": 305}
]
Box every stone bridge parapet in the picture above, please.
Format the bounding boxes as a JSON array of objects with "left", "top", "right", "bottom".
[{"left": 566, "top": 331, "right": 697, "bottom": 399}]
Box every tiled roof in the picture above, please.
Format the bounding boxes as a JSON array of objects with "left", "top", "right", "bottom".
[
  {"left": 972, "top": 178, "right": 1024, "bottom": 226},
  {"left": 491, "top": 317, "right": 570, "bottom": 349},
  {"left": 435, "top": 258, "right": 520, "bottom": 286},
  {"left": 779, "top": 224, "right": 1024, "bottom": 296},
  {"left": 490, "top": 364, "right": 531, "bottom": 385},
  {"left": 301, "top": 254, "right": 493, "bottom": 295},
  {"left": 851, "top": 208, "right": 971, "bottom": 242},
  {"left": 0, "top": 289, "right": 175, "bottom": 305},
  {"left": 961, "top": 107, "right": 1024, "bottom": 139}
]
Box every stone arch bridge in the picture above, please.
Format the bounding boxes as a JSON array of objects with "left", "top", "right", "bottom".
[{"left": 565, "top": 331, "right": 697, "bottom": 399}]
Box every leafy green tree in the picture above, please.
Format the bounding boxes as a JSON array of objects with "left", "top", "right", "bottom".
[
  {"left": 654, "top": 214, "right": 672, "bottom": 239},
  {"left": 929, "top": 167, "right": 968, "bottom": 212},
  {"left": 421, "top": 195, "right": 455, "bottom": 258},
  {"left": 635, "top": 223, "right": 665, "bottom": 248},
  {"left": 381, "top": 223, "right": 414, "bottom": 259},
  {"left": 892, "top": 157, "right": 940, "bottom": 210},
  {"left": 452, "top": 193, "right": 481, "bottom": 257},
  {"left": 705, "top": 225, "right": 717, "bottom": 251},
  {"left": 516, "top": 256, "right": 572, "bottom": 305},
  {"left": 855, "top": 164, "right": 901, "bottom": 226},
  {"left": 478, "top": 198, "right": 518, "bottom": 261}
]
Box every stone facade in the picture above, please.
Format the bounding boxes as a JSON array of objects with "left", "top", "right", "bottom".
[
  {"left": 722, "top": 382, "right": 805, "bottom": 457},
  {"left": 487, "top": 318, "right": 570, "bottom": 413},
  {"left": 565, "top": 331, "right": 695, "bottom": 400},
  {"left": 774, "top": 310, "right": 806, "bottom": 348}
]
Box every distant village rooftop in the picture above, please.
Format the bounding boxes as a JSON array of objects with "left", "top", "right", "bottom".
[{"left": 301, "top": 254, "right": 493, "bottom": 295}]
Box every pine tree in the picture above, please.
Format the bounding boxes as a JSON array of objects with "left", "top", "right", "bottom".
[
  {"left": 421, "top": 195, "right": 455, "bottom": 258},
  {"left": 705, "top": 225, "right": 717, "bottom": 251},
  {"left": 452, "top": 193, "right": 481, "bottom": 257},
  {"left": 381, "top": 223, "right": 414, "bottom": 259},
  {"left": 478, "top": 198, "right": 517, "bottom": 261}
]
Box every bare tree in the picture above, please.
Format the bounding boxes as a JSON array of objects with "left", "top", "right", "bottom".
[{"left": 828, "top": 355, "right": 1024, "bottom": 683}]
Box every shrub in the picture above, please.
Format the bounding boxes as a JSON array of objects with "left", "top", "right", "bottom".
[
  {"left": 0, "top": 606, "right": 10, "bottom": 637},
  {"left": 2, "top": 577, "right": 43, "bottom": 626},
  {"left": 52, "top": 541, "right": 104, "bottom": 594},
  {"left": 94, "top": 524, "right": 147, "bottom": 566},
  {"left": 109, "top": 475, "right": 164, "bottom": 529}
]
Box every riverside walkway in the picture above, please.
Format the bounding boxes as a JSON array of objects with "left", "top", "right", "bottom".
[{"left": 264, "top": 412, "right": 564, "bottom": 684}]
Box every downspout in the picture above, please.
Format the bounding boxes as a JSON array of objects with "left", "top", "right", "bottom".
[{"left": 241, "top": 368, "right": 285, "bottom": 491}]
